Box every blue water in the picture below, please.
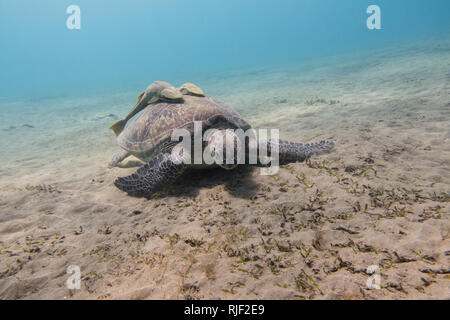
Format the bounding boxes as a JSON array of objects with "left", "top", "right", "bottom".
[
  {"left": 1, "top": 2, "right": 450, "bottom": 301},
  {"left": 1, "top": 0, "right": 449, "bottom": 100}
]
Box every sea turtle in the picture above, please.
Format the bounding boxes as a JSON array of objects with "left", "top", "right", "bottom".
[
  {"left": 109, "top": 81, "right": 183, "bottom": 136},
  {"left": 110, "top": 93, "right": 334, "bottom": 197}
]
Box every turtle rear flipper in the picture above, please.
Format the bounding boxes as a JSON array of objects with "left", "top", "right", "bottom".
[
  {"left": 114, "top": 153, "right": 188, "bottom": 197},
  {"left": 261, "top": 139, "right": 334, "bottom": 162}
]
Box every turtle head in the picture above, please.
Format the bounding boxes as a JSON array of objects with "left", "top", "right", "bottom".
[{"left": 206, "top": 129, "right": 241, "bottom": 170}]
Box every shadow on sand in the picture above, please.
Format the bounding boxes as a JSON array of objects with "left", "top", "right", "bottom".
[
  {"left": 117, "top": 164, "right": 260, "bottom": 200},
  {"left": 163, "top": 166, "right": 260, "bottom": 200}
]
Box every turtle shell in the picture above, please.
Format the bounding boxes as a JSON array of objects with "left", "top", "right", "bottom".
[{"left": 116, "top": 95, "right": 251, "bottom": 161}]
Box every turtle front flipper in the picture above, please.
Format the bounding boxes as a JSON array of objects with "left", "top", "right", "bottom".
[
  {"left": 114, "top": 153, "right": 188, "bottom": 197},
  {"left": 109, "top": 150, "right": 130, "bottom": 167}
]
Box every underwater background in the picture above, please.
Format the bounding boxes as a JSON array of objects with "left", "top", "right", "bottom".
[
  {"left": 0, "top": 1, "right": 449, "bottom": 300},
  {"left": 1, "top": 0, "right": 449, "bottom": 99}
]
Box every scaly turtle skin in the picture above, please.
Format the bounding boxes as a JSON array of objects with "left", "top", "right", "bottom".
[
  {"left": 110, "top": 92, "right": 334, "bottom": 198},
  {"left": 109, "top": 81, "right": 183, "bottom": 136},
  {"left": 109, "top": 94, "right": 251, "bottom": 167}
]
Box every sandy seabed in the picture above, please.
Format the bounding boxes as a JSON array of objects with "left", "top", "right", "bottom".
[{"left": 0, "top": 38, "right": 449, "bottom": 300}]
